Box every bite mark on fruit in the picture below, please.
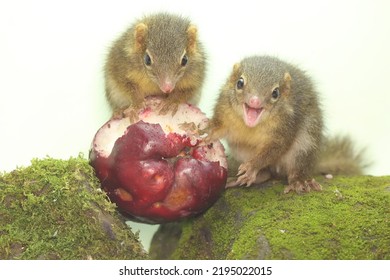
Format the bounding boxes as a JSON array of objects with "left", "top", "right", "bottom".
[{"left": 90, "top": 103, "right": 228, "bottom": 223}]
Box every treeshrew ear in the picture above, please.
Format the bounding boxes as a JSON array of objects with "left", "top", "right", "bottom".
[
  {"left": 229, "top": 63, "right": 241, "bottom": 83},
  {"left": 187, "top": 25, "right": 198, "bottom": 54},
  {"left": 282, "top": 72, "right": 292, "bottom": 94},
  {"left": 134, "top": 23, "right": 148, "bottom": 51}
]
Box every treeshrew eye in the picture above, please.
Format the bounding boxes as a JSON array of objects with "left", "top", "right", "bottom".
[
  {"left": 271, "top": 87, "right": 280, "bottom": 100},
  {"left": 236, "top": 77, "right": 244, "bottom": 89},
  {"left": 181, "top": 54, "right": 188, "bottom": 66},
  {"left": 144, "top": 53, "right": 152, "bottom": 66}
]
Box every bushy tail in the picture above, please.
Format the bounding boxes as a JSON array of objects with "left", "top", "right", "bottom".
[
  {"left": 225, "top": 135, "right": 370, "bottom": 178},
  {"left": 222, "top": 135, "right": 371, "bottom": 177},
  {"left": 315, "top": 135, "right": 370, "bottom": 176}
]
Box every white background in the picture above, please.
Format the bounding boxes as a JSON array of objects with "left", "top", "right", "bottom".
[
  {"left": 1, "top": 260, "right": 388, "bottom": 279},
  {"left": 1, "top": 0, "right": 389, "bottom": 251}
]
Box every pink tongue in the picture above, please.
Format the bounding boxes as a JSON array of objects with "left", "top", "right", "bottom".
[{"left": 245, "top": 106, "right": 261, "bottom": 127}]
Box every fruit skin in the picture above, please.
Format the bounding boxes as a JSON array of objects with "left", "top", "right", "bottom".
[{"left": 89, "top": 104, "right": 227, "bottom": 224}]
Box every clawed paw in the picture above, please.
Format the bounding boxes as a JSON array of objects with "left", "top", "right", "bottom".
[
  {"left": 179, "top": 122, "right": 198, "bottom": 133},
  {"left": 122, "top": 107, "right": 141, "bottom": 123},
  {"left": 158, "top": 102, "right": 179, "bottom": 116},
  {"left": 235, "top": 162, "right": 258, "bottom": 187},
  {"left": 284, "top": 178, "right": 322, "bottom": 194},
  {"left": 203, "top": 131, "right": 216, "bottom": 144},
  {"left": 112, "top": 107, "right": 140, "bottom": 123},
  {"left": 225, "top": 177, "right": 239, "bottom": 188}
]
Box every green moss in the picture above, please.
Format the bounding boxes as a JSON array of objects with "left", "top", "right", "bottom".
[
  {"left": 151, "top": 176, "right": 390, "bottom": 259},
  {"left": 0, "top": 156, "right": 148, "bottom": 260}
]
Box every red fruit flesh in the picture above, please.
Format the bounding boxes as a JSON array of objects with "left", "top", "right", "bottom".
[{"left": 89, "top": 102, "right": 227, "bottom": 224}]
